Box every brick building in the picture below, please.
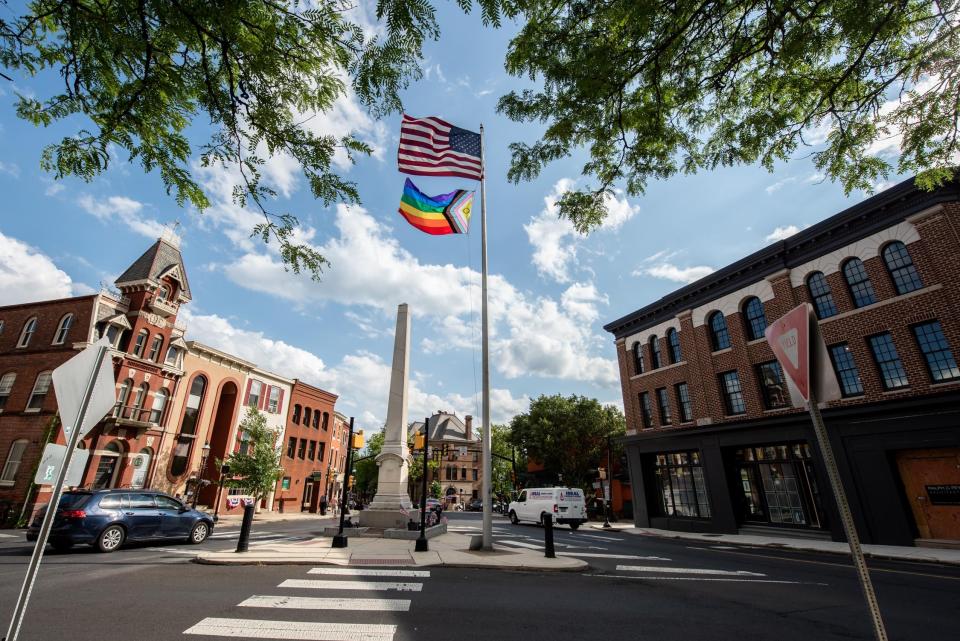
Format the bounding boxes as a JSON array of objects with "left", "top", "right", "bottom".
[
  {"left": 0, "top": 232, "right": 191, "bottom": 520},
  {"left": 604, "top": 178, "right": 960, "bottom": 547},
  {"left": 411, "top": 411, "right": 480, "bottom": 508}
]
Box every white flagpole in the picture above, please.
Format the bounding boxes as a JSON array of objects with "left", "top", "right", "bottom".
[{"left": 479, "top": 124, "right": 493, "bottom": 551}]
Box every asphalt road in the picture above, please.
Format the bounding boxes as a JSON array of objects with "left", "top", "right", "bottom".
[{"left": 0, "top": 512, "right": 958, "bottom": 641}]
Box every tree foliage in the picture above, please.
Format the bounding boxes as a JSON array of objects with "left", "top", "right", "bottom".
[
  {"left": 221, "top": 407, "right": 283, "bottom": 502},
  {"left": 353, "top": 428, "right": 384, "bottom": 496},
  {"left": 499, "top": 0, "right": 960, "bottom": 231},
  {"left": 508, "top": 394, "right": 624, "bottom": 493}
]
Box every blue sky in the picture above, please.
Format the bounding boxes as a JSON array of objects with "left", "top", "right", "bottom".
[{"left": 0, "top": 4, "right": 902, "bottom": 432}]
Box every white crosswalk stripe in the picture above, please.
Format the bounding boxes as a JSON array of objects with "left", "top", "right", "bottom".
[
  {"left": 558, "top": 553, "right": 670, "bottom": 560},
  {"left": 497, "top": 539, "right": 542, "bottom": 550},
  {"left": 184, "top": 618, "right": 396, "bottom": 640},
  {"left": 280, "top": 579, "right": 423, "bottom": 592},
  {"left": 239, "top": 595, "right": 411, "bottom": 611},
  {"left": 308, "top": 568, "right": 430, "bottom": 577},
  {"left": 616, "top": 565, "right": 765, "bottom": 577}
]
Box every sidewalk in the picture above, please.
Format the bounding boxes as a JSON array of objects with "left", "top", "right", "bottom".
[
  {"left": 213, "top": 510, "right": 340, "bottom": 527},
  {"left": 195, "top": 531, "right": 587, "bottom": 572},
  {"left": 588, "top": 523, "right": 960, "bottom": 566}
]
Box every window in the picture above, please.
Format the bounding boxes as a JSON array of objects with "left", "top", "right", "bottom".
[
  {"left": 293, "top": 404, "right": 302, "bottom": 424},
  {"left": 0, "top": 372, "right": 15, "bottom": 410},
  {"left": 147, "top": 335, "right": 163, "bottom": 362},
  {"left": 238, "top": 430, "right": 252, "bottom": 456},
  {"left": 164, "top": 346, "right": 180, "bottom": 366},
  {"left": 869, "top": 333, "right": 909, "bottom": 390},
  {"left": 675, "top": 382, "right": 692, "bottom": 423},
  {"left": 170, "top": 376, "right": 206, "bottom": 476},
  {"left": 17, "top": 317, "right": 37, "bottom": 348},
  {"left": 132, "top": 383, "right": 149, "bottom": 416},
  {"left": 632, "top": 342, "right": 644, "bottom": 375},
  {"left": 247, "top": 380, "right": 263, "bottom": 408},
  {"left": 639, "top": 392, "right": 653, "bottom": 429},
  {"left": 652, "top": 451, "right": 711, "bottom": 518},
  {"left": 268, "top": 386, "right": 280, "bottom": 413},
  {"left": 105, "top": 325, "right": 121, "bottom": 348},
  {"left": 313, "top": 410, "right": 320, "bottom": 429},
  {"left": 129, "top": 493, "right": 156, "bottom": 509},
  {"left": 461, "top": 467, "right": 467, "bottom": 480},
  {"left": 132, "top": 329, "right": 149, "bottom": 357},
  {"left": 149, "top": 388, "right": 169, "bottom": 424},
  {"left": 156, "top": 495, "right": 182, "bottom": 510},
  {"left": 472, "top": 468, "right": 478, "bottom": 481},
  {"left": 883, "top": 241, "right": 923, "bottom": 294},
  {"left": 719, "top": 370, "right": 746, "bottom": 415},
  {"left": 156, "top": 285, "right": 171, "bottom": 302},
  {"left": 841, "top": 258, "right": 876, "bottom": 308},
  {"left": 656, "top": 388, "right": 672, "bottom": 425},
  {"left": 806, "top": 272, "right": 838, "bottom": 319},
  {"left": 298, "top": 439, "right": 307, "bottom": 459},
  {"left": 281, "top": 477, "right": 291, "bottom": 491},
  {"left": 317, "top": 442, "right": 325, "bottom": 462},
  {"left": 52, "top": 314, "right": 74, "bottom": 345},
  {"left": 0, "top": 319, "right": 4, "bottom": 335},
  {"left": 649, "top": 336, "right": 662, "bottom": 369},
  {"left": 827, "top": 343, "right": 864, "bottom": 397},
  {"left": 321, "top": 412, "right": 329, "bottom": 431},
  {"left": 913, "top": 321, "right": 960, "bottom": 382},
  {"left": 114, "top": 378, "right": 133, "bottom": 416},
  {"left": 26, "top": 371, "right": 52, "bottom": 410},
  {"left": 1, "top": 439, "right": 28, "bottom": 484},
  {"left": 666, "top": 328, "right": 682, "bottom": 364},
  {"left": 756, "top": 361, "right": 789, "bottom": 410},
  {"left": 308, "top": 440, "right": 317, "bottom": 461},
  {"left": 304, "top": 407, "right": 312, "bottom": 427},
  {"left": 742, "top": 297, "right": 767, "bottom": 341},
  {"left": 708, "top": 312, "right": 730, "bottom": 351},
  {"left": 286, "top": 437, "right": 296, "bottom": 458}
]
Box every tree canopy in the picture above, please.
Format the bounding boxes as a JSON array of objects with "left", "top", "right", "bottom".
[
  {"left": 3, "top": 1, "right": 957, "bottom": 269},
  {"left": 221, "top": 407, "right": 283, "bottom": 502},
  {"left": 508, "top": 394, "right": 624, "bottom": 492},
  {"left": 353, "top": 428, "right": 384, "bottom": 496}
]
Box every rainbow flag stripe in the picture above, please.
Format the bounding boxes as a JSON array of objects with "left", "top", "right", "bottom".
[{"left": 399, "top": 178, "right": 474, "bottom": 235}]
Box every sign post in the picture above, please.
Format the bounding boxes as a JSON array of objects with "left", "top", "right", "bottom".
[
  {"left": 4, "top": 338, "right": 116, "bottom": 641},
  {"left": 765, "top": 305, "right": 888, "bottom": 641}
]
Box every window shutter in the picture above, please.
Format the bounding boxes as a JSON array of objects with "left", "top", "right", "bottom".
[
  {"left": 243, "top": 379, "right": 253, "bottom": 406},
  {"left": 277, "top": 389, "right": 284, "bottom": 415},
  {"left": 260, "top": 385, "right": 269, "bottom": 411}
]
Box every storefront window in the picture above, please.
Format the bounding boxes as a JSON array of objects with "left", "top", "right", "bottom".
[
  {"left": 734, "top": 443, "right": 823, "bottom": 528},
  {"left": 652, "top": 451, "right": 711, "bottom": 518}
]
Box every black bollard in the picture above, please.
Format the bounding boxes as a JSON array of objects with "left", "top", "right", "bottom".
[
  {"left": 542, "top": 512, "right": 555, "bottom": 558},
  {"left": 235, "top": 503, "right": 255, "bottom": 553}
]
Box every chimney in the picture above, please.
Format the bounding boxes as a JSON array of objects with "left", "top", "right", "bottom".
[{"left": 465, "top": 415, "right": 473, "bottom": 441}]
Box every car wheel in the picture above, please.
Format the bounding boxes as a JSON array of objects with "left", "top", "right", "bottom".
[
  {"left": 569, "top": 523, "right": 580, "bottom": 531},
  {"left": 50, "top": 540, "right": 73, "bottom": 552},
  {"left": 189, "top": 521, "right": 210, "bottom": 544},
  {"left": 97, "top": 525, "right": 125, "bottom": 553},
  {"left": 509, "top": 510, "right": 519, "bottom": 525}
]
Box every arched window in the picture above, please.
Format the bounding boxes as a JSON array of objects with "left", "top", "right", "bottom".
[
  {"left": 883, "top": 241, "right": 923, "bottom": 294},
  {"left": 170, "top": 376, "right": 207, "bottom": 476},
  {"left": 93, "top": 441, "right": 123, "bottom": 489},
  {"left": 114, "top": 378, "right": 133, "bottom": 417},
  {"left": 149, "top": 388, "right": 169, "bottom": 424},
  {"left": 164, "top": 345, "right": 180, "bottom": 366},
  {"left": 742, "top": 297, "right": 767, "bottom": 341},
  {"left": 17, "top": 317, "right": 37, "bottom": 348},
  {"left": 708, "top": 312, "right": 731, "bottom": 351},
  {"left": 0, "top": 372, "right": 16, "bottom": 410},
  {"left": 313, "top": 409, "right": 321, "bottom": 428},
  {"left": 133, "top": 329, "right": 149, "bottom": 357},
  {"left": 52, "top": 314, "right": 74, "bottom": 345},
  {"left": 842, "top": 258, "right": 876, "bottom": 308},
  {"left": 26, "top": 371, "right": 52, "bottom": 410},
  {"left": 132, "top": 382, "right": 150, "bottom": 414},
  {"left": 1, "top": 438, "right": 28, "bottom": 483},
  {"left": 156, "top": 285, "right": 171, "bottom": 302},
  {"left": 147, "top": 335, "right": 163, "bottom": 362},
  {"left": 321, "top": 412, "right": 330, "bottom": 431},
  {"left": 632, "top": 343, "right": 644, "bottom": 375},
  {"left": 806, "top": 272, "right": 838, "bottom": 319},
  {"left": 666, "top": 328, "right": 682, "bottom": 364},
  {"left": 293, "top": 404, "right": 302, "bottom": 424},
  {"left": 649, "top": 336, "right": 662, "bottom": 369},
  {"left": 304, "top": 407, "right": 312, "bottom": 427}
]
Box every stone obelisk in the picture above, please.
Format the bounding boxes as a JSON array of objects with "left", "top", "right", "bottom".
[{"left": 360, "top": 303, "right": 414, "bottom": 528}]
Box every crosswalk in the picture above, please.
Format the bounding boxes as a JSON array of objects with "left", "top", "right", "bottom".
[{"left": 184, "top": 566, "right": 430, "bottom": 640}]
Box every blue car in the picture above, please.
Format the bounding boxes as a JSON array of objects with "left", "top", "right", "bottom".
[{"left": 26, "top": 489, "right": 214, "bottom": 553}]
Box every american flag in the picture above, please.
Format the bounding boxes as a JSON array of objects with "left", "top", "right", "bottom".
[{"left": 398, "top": 114, "right": 483, "bottom": 180}]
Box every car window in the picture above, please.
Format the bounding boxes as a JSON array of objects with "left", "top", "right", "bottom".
[
  {"left": 517, "top": 491, "right": 526, "bottom": 502},
  {"left": 155, "top": 496, "right": 182, "bottom": 510},
  {"left": 98, "top": 495, "right": 122, "bottom": 509},
  {"left": 58, "top": 493, "right": 91, "bottom": 509},
  {"left": 128, "top": 493, "right": 156, "bottom": 509}
]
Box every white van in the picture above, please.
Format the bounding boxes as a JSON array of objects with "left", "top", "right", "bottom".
[{"left": 508, "top": 487, "right": 587, "bottom": 530}]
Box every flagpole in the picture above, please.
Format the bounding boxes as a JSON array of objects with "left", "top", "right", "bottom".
[{"left": 479, "top": 124, "right": 493, "bottom": 551}]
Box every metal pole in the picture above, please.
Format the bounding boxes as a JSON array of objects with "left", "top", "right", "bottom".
[
  {"left": 479, "top": 124, "right": 493, "bottom": 551},
  {"left": 807, "top": 388, "right": 888, "bottom": 641},
  {"left": 542, "top": 512, "right": 555, "bottom": 558},
  {"left": 332, "top": 417, "right": 354, "bottom": 548},
  {"left": 416, "top": 418, "right": 429, "bottom": 552},
  {"left": 213, "top": 470, "right": 225, "bottom": 523},
  {"left": 5, "top": 345, "right": 109, "bottom": 641},
  {"left": 235, "top": 503, "right": 255, "bottom": 553},
  {"left": 603, "top": 436, "right": 612, "bottom": 528}
]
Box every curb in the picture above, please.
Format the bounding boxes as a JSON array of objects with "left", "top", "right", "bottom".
[{"left": 192, "top": 554, "right": 589, "bottom": 572}]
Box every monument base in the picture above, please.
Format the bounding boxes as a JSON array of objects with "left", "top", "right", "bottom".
[{"left": 358, "top": 509, "right": 410, "bottom": 530}]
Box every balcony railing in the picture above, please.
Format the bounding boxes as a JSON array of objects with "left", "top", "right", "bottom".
[
  {"left": 109, "top": 404, "right": 161, "bottom": 427},
  {"left": 150, "top": 297, "right": 179, "bottom": 318}
]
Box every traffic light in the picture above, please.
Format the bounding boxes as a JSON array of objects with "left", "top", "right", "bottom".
[
  {"left": 348, "top": 475, "right": 356, "bottom": 489},
  {"left": 413, "top": 432, "right": 425, "bottom": 450},
  {"left": 352, "top": 430, "right": 364, "bottom": 450}
]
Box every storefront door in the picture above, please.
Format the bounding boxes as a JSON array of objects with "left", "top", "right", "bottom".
[
  {"left": 734, "top": 443, "right": 825, "bottom": 529},
  {"left": 896, "top": 448, "right": 960, "bottom": 541}
]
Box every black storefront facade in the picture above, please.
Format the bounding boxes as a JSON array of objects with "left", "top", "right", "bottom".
[{"left": 625, "top": 390, "right": 960, "bottom": 546}]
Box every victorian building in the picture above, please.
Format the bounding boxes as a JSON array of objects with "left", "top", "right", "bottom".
[
  {"left": 411, "top": 411, "right": 480, "bottom": 508},
  {"left": 605, "top": 177, "right": 960, "bottom": 547}
]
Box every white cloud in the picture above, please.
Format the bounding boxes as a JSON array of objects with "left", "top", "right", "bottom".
[
  {"left": 635, "top": 262, "right": 715, "bottom": 284},
  {"left": 77, "top": 194, "right": 172, "bottom": 240},
  {"left": 45, "top": 182, "right": 65, "bottom": 196},
  {"left": 765, "top": 176, "right": 796, "bottom": 194},
  {"left": 0, "top": 161, "right": 20, "bottom": 178},
  {"left": 764, "top": 225, "right": 804, "bottom": 243},
  {"left": 0, "top": 231, "right": 74, "bottom": 304}
]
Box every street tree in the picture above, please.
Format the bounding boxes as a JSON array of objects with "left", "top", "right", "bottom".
[
  {"left": 406, "top": 434, "right": 439, "bottom": 500},
  {"left": 353, "top": 428, "right": 384, "bottom": 497},
  {"left": 509, "top": 395, "right": 625, "bottom": 493},
  {"left": 221, "top": 407, "right": 283, "bottom": 505},
  {"left": 478, "top": 423, "right": 525, "bottom": 498}
]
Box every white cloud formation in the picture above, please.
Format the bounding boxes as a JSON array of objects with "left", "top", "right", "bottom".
[
  {"left": 635, "top": 262, "right": 715, "bottom": 284},
  {"left": 77, "top": 194, "right": 171, "bottom": 240},
  {"left": 764, "top": 225, "right": 804, "bottom": 243},
  {"left": 0, "top": 161, "right": 20, "bottom": 178},
  {"left": 0, "top": 231, "right": 74, "bottom": 304},
  {"left": 765, "top": 176, "right": 796, "bottom": 194},
  {"left": 525, "top": 178, "right": 639, "bottom": 283}
]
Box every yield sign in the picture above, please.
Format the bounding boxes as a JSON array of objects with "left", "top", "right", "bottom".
[
  {"left": 51, "top": 337, "right": 117, "bottom": 437},
  {"left": 765, "top": 304, "right": 811, "bottom": 401}
]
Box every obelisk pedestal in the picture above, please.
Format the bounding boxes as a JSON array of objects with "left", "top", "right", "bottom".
[{"left": 359, "top": 303, "right": 414, "bottom": 529}]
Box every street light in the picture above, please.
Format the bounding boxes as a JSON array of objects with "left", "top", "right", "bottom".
[
  {"left": 193, "top": 442, "right": 211, "bottom": 509},
  {"left": 603, "top": 435, "right": 613, "bottom": 529},
  {"left": 213, "top": 463, "right": 230, "bottom": 523}
]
